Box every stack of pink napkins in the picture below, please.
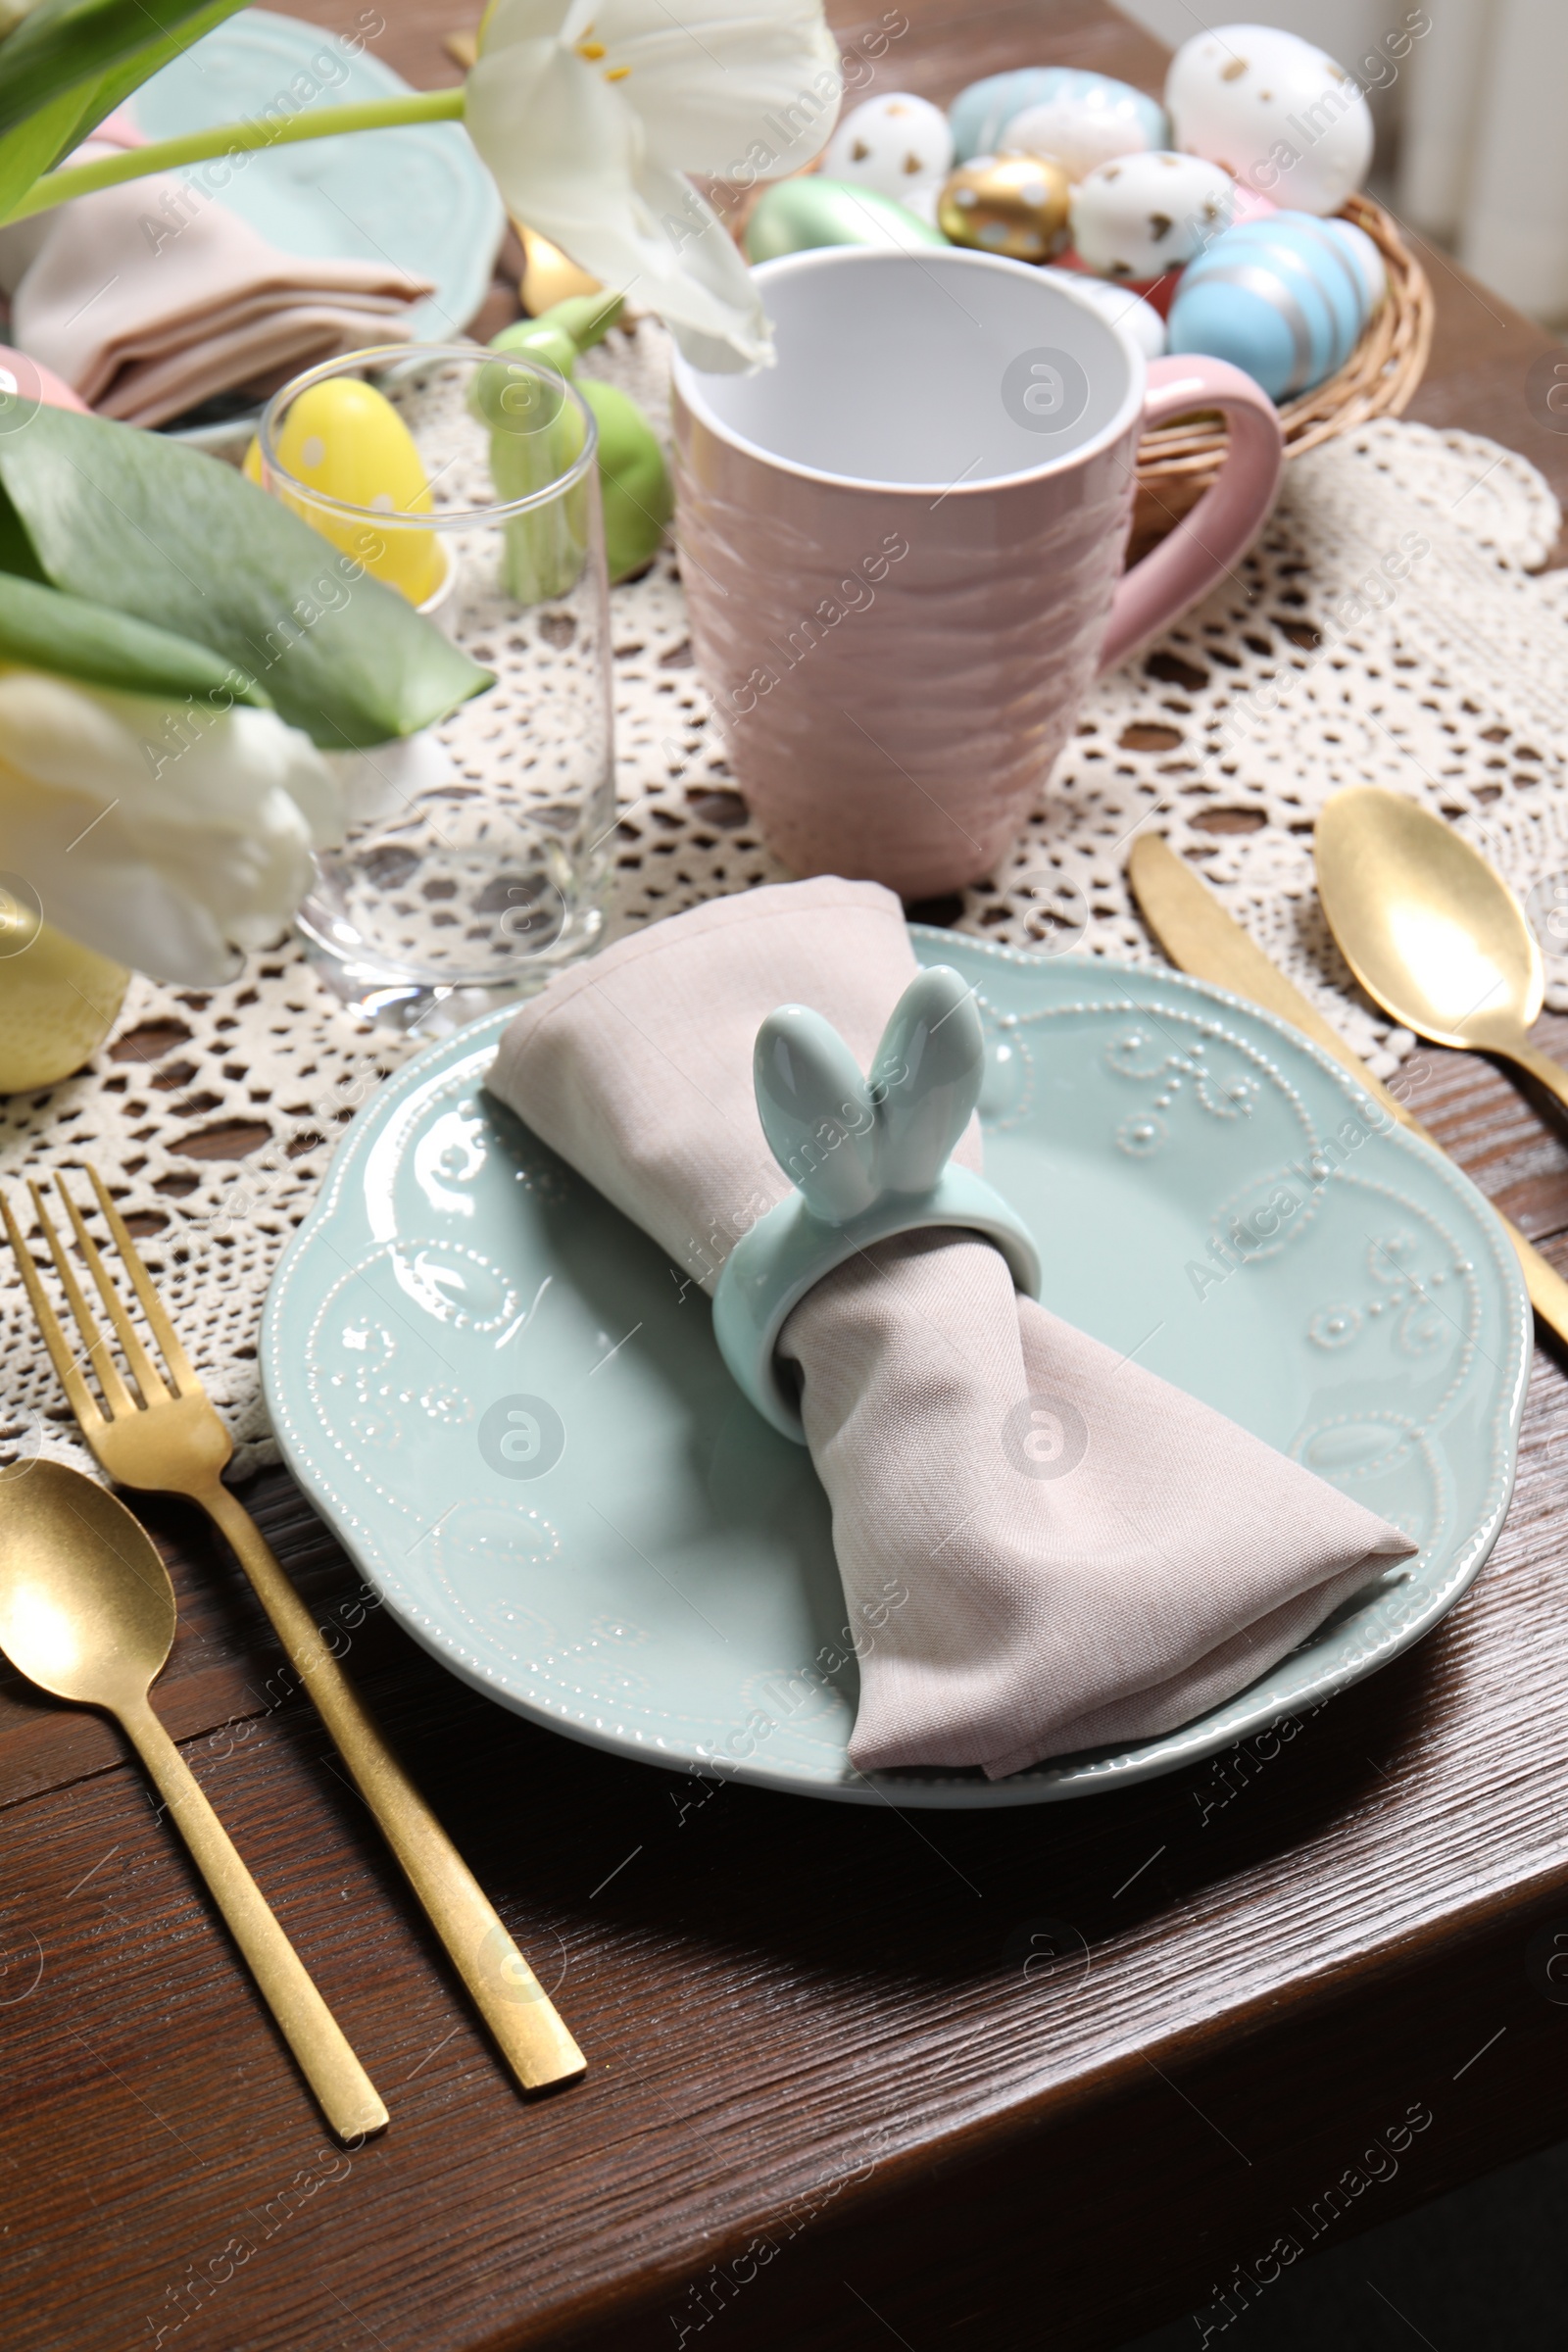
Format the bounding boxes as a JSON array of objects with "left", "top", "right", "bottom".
[{"left": 1, "top": 117, "right": 433, "bottom": 428}]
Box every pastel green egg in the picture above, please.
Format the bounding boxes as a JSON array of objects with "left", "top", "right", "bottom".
[
  {"left": 484, "top": 318, "right": 579, "bottom": 382},
  {"left": 479, "top": 292, "right": 668, "bottom": 591},
  {"left": 744, "top": 177, "right": 948, "bottom": 263},
  {"left": 578, "top": 379, "right": 672, "bottom": 583}
]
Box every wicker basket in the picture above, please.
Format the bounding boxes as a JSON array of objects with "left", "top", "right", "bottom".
[{"left": 1129, "top": 192, "right": 1434, "bottom": 560}]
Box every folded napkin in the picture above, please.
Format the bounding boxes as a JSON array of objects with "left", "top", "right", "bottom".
[
  {"left": 488, "top": 880, "right": 1415, "bottom": 1779},
  {"left": 8, "top": 163, "right": 434, "bottom": 428}
]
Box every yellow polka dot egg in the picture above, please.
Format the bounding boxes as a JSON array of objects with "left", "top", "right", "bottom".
[{"left": 246, "top": 377, "right": 446, "bottom": 608}]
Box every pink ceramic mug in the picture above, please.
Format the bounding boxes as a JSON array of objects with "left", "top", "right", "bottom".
[{"left": 671, "top": 247, "right": 1283, "bottom": 899}]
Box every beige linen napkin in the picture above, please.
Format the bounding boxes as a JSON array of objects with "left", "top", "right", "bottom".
[
  {"left": 10, "top": 172, "right": 434, "bottom": 428},
  {"left": 487, "top": 878, "right": 1415, "bottom": 1779}
]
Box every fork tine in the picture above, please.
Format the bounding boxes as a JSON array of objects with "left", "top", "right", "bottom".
[
  {"left": 52, "top": 1175, "right": 170, "bottom": 1408},
  {"left": 25, "top": 1180, "right": 136, "bottom": 1421},
  {"left": 85, "top": 1165, "right": 200, "bottom": 1396},
  {"left": 1, "top": 1189, "right": 106, "bottom": 1434}
]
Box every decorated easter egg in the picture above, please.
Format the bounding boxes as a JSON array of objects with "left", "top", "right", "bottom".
[
  {"left": 1001, "top": 72, "right": 1171, "bottom": 180},
  {"left": 1220, "top": 210, "right": 1370, "bottom": 359},
  {"left": 1165, "top": 24, "right": 1373, "bottom": 216},
  {"left": 820, "top": 92, "right": 955, "bottom": 224},
  {"left": 1041, "top": 269, "right": 1166, "bottom": 358},
  {"left": 950, "top": 67, "right": 1167, "bottom": 166},
  {"left": 0, "top": 342, "right": 85, "bottom": 420},
  {"left": 0, "top": 908, "right": 126, "bottom": 1094},
  {"left": 937, "top": 154, "right": 1071, "bottom": 263},
  {"left": 1069, "top": 151, "right": 1234, "bottom": 279},
  {"left": 252, "top": 377, "right": 445, "bottom": 607},
  {"left": 1168, "top": 212, "right": 1371, "bottom": 399},
  {"left": 744, "top": 177, "right": 947, "bottom": 263},
  {"left": 1323, "top": 214, "right": 1387, "bottom": 312}
]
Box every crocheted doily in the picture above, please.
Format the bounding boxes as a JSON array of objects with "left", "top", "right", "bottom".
[{"left": 2, "top": 320, "right": 1564, "bottom": 1479}]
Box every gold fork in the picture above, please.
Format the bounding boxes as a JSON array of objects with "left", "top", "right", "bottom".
[{"left": 4, "top": 1167, "right": 585, "bottom": 2094}]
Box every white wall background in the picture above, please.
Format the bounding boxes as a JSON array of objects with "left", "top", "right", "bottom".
[
  {"left": 1112, "top": 0, "right": 1568, "bottom": 321},
  {"left": 1113, "top": 0, "right": 1396, "bottom": 70}
]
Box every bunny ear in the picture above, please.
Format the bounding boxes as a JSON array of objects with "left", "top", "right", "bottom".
[
  {"left": 754, "top": 1004, "right": 878, "bottom": 1222},
  {"left": 868, "top": 965, "right": 984, "bottom": 1196}
]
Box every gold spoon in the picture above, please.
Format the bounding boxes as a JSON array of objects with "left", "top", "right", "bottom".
[
  {"left": 1315, "top": 787, "right": 1568, "bottom": 1113},
  {"left": 0, "top": 1461, "right": 387, "bottom": 2144}
]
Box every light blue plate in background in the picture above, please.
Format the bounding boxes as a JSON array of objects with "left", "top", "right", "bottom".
[
  {"left": 262, "top": 937, "right": 1530, "bottom": 1807},
  {"left": 128, "top": 9, "right": 504, "bottom": 362}
]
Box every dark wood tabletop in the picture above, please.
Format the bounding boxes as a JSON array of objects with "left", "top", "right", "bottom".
[{"left": 11, "top": 6, "right": 1568, "bottom": 2349}]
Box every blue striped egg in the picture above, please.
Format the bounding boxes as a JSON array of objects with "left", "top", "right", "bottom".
[
  {"left": 1168, "top": 212, "right": 1372, "bottom": 400},
  {"left": 950, "top": 68, "right": 1168, "bottom": 166},
  {"left": 1322, "top": 216, "right": 1387, "bottom": 313}
]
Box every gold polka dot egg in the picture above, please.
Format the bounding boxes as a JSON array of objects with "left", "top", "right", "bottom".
[
  {"left": 820, "top": 92, "right": 955, "bottom": 226},
  {"left": 1069, "top": 151, "right": 1235, "bottom": 280},
  {"left": 937, "top": 152, "right": 1071, "bottom": 263},
  {"left": 246, "top": 376, "right": 445, "bottom": 608}
]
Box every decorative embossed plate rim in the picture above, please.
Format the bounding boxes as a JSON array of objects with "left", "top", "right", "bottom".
[{"left": 262, "top": 937, "right": 1530, "bottom": 1807}]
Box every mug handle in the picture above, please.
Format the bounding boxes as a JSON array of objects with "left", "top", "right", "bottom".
[{"left": 1097, "top": 354, "right": 1285, "bottom": 677}]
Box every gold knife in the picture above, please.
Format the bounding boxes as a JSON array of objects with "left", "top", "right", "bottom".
[{"left": 1126, "top": 832, "right": 1568, "bottom": 1348}]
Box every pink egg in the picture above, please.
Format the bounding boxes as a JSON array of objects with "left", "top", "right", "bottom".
[
  {"left": 0, "top": 344, "right": 87, "bottom": 414},
  {"left": 1227, "top": 181, "right": 1279, "bottom": 228}
]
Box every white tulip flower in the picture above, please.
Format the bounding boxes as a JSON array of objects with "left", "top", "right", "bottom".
[
  {"left": 466, "top": 0, "right": 843, "bottom": 371},
  {"left": 0, "top": 668, "right": 342, "bottom": 985}
]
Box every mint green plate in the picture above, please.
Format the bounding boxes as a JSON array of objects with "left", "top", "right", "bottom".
[{"left": 262, "top": 937, "right": 1529, "bottom": 1806}]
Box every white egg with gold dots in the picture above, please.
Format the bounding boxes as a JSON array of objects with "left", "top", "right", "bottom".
[
  {"left": 819, "top": 92, "right": 956, "bottom": 224},
  {"left": 1069, "top": 150, "right": 1235, "bottom": 280},
  {"left": 1165, "top": 23, "right": 1374, "bottom": 216}
]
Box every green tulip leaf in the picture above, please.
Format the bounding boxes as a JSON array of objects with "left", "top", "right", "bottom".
[
  {"left": 0, "top": 405, "right": 492, "bottom": 749},
  {"left": 0, "top": 0, "right": 248, "bottom": 150},
  {"left": 0, "top": 83, "right": 94, "bottom": 223},
  {"left": 0, "top": 569, "right": 271, "bottom": 707},
  {"left": 47, "top": 0, "right": 256, "bottom": 159},
  {"left": 0, "top": 457, "right": 44, "bottom": 580}
]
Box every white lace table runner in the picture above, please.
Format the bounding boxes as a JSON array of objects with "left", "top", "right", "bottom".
[{"left": 3, "top": 331, "right": 1566, "bottom": 1477}]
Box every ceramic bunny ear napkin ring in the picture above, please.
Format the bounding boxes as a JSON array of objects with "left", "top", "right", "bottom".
[{"left": 712, "top": 967, "right": 1042, "bottom": 1438}]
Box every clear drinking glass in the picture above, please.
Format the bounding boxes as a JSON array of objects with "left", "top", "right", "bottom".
[{"left": 255, "top": 344, "right": 614, "bottom": 1033}]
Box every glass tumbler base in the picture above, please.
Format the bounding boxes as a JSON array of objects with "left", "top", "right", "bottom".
[{"left": 298, "top": 907, "right": 604, "bottom": 1039}]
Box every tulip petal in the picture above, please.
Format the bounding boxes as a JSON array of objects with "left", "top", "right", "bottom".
[
  {"left": 469, "top": 0, "right": 565, "bottom": 104},
  {"left": 0, "top": 767, "right": 242, "bottom": 982},
  {"left": 0, "top": 670, "right": 338, "bottom": 983},
  {"left": 564, "top": 0, "right": 842, "bottom": 177},
  {"left": 467, "top": 40, "right": 772, "bottom": 369}
]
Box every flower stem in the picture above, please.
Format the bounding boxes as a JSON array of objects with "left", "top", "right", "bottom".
[{"left": 2, "top": 88, "right": 466, "bottom": 223}]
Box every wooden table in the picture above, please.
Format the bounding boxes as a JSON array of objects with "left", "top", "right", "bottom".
[{"left": 10, "top": 7, "right": 1568, "bottom": 2348}]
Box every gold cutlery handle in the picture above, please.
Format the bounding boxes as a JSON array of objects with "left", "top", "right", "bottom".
[
  {"left": 119, "top": 1694, "right": 388, "bottom": 2144},
  {"left": 198, "top": 1481, "right": 586, "bottom": 2092},
  {"left": 1508, "top": 1213, "right": 1568, "bottom": 1343}
]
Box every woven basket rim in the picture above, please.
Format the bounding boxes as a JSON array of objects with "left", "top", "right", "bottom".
[{"left": 1135, "top": 192, "right": 1435, "bottom": 482}]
